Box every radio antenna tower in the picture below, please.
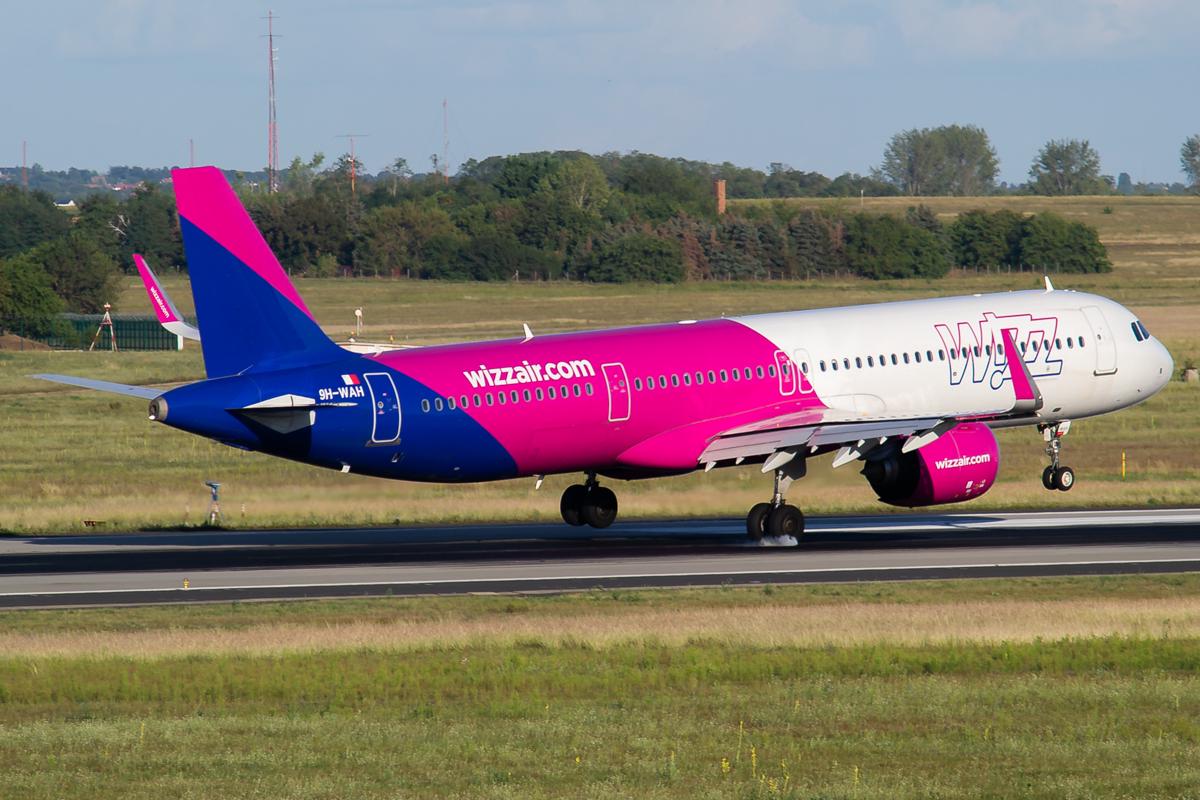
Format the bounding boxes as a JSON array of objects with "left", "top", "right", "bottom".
[
  {"left": 21, "top": 140, "right": 28, "bottom": 190},
  {"left": 336, "top": 134, "right": 368, "bottom": 196},
  {"left": 264, "top": 10, "right": 280, "bottom": 192},
  {"left": 441, "top": 98, "right": 449, "bottom": 185}
]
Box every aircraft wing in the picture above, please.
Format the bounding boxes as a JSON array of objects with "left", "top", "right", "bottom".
[
  {"left": 699, "top": 328, "right": 1042, "bottom": 470},
  {"left": 32, "top": 374, "right": 162, "bottom": 399},
  {"left": 134, "top": 253, "right": 201, "bottom": 341}
]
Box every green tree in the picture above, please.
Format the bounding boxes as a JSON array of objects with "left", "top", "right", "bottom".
[
  {"left": 948, "top": 209, "right": 1023, "bottom": 270},
  {"left": 1029, "top": 140, "right": 1109, "bottom": 195},
  {"left": 1018, "top": 213, "right": 1111, "bottom": 273},
  {"left": 1180, "top": 135, "right": 1200, "bottom": 188},
  {"left": 73, "top": 194, "right": 124, "bottom": 261},
  {"left": 19, "top": 234, "right": 122, "bottom": 312},
  {"left": 579, "top": 233, "right": 684, "bottom": 283},
  {"left": 0, "top": 254, "right": 64, "bottom": 337},
  {"left": 879, "top": 125, "right": 997, "bottom": 196},
  {"left": 786, "top": 210, "right": 838, "bottom": 279},
  {"left": 764, "top": 164, "right": 831, "bottom": 197},
  {"left": 119, "top": 184, "right": 183, "bottom": 271},
  {"left": 0, "top": 186, "right": 69, "bottom": 259},
  {"left": 842, "top": 214, "right": 950, "bottom": 279}
]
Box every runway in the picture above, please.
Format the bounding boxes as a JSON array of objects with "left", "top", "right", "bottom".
[{"left": 1, "top": 508, "right": 1199, "bottom": 608}]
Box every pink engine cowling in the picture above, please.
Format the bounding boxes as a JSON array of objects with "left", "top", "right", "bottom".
[{"left": 861, "top": 422, "right": 1000, "bottom": 507}]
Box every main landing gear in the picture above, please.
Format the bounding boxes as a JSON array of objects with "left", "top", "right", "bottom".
[
  {"left": 1039, "top": 421, "right": 1075, "bottom": 492},
  {"left": 560, "top": 474, "right": 618, "bottom": 529},
  {"left": 746, "top": 465, "right": 805, "bottom": 540}
]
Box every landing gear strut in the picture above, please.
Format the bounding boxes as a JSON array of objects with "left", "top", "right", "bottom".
[
  {"left": 1039, "top": 421, "right": 1075, "bottom": 492},
  {"left": 560, "top": 473, "right": 618, "bottom": 529},
  {"left": 746, "top": 465, "right": 805, "bottom": 540}
]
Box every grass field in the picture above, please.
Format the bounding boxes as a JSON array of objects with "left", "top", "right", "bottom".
[{"left": 2, "top": 575, "right": 1200, "bottom": 799}]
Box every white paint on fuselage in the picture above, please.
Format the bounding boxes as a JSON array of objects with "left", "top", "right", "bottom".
[{"left": 734, "top": 290, "right": 1172, "bottom": 426}]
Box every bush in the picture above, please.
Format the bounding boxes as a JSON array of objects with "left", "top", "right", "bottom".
[
  {"left": 1019, "top": 213, "right": 1112, "bottom": 273},
  {"left": 579, "top": 233, "right": 685, "bottom": 283},
  {"left": 843, "top": 214, "right": 950, "bottom": 279}
]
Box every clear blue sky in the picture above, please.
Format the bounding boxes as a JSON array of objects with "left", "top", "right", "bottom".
[{"left": 6, "top": 0, "right": 1197, "bottom": 184}]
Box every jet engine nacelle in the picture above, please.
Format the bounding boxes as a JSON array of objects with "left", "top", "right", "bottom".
[{"left": 862, "top": 422, "right": 999, "bottom": 507}]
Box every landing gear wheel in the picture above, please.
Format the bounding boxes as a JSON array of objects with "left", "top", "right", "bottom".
[
  {"left": 582, "top": 486, "right": 618, "bottom": 529},
  {"left": 1054, "top": 466, "right": 1075, "bottom": 492},
  {"left": 766, "top": 504, "right": 804, "bottom": 538},
  {"left": 746, "top": 502, "right": 771, "bottom": 541},
  {"left": 1042, "top": 466, "right": 1057, "bottom": 491},
  {"left": 560, "top": 484, "right": 587, "bottom": 527}
]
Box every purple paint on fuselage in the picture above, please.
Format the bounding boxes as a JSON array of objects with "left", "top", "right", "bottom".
[{"left": 372, "top": 319, "right": 826, "bottom": 476}]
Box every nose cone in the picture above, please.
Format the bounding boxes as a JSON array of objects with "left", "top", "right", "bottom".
[{"left": 1155, "top": 340, "right": 1175, "bottom": 392}]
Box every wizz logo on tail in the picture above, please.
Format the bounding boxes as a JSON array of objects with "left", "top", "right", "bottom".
[{"left": 935, "top": 311, "right": 1062, "bottom": 390}]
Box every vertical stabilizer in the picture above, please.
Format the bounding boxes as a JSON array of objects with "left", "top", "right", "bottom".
[{"left": 172, "top": 167, "right": 343, "bottom": 377}]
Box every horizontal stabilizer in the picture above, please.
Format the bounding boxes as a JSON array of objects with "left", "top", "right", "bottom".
[{"left": 32, "top": 374, "right": 162, "bottom": 399}]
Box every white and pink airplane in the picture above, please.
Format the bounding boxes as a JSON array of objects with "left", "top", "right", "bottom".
[{"left": 37, "top": 168, "right": 1173, "bottom": 539}]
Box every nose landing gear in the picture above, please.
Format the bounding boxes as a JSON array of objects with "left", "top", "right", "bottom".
[
  {"left": 746, "top": 463, "right": 805, "bottom": 541},
  {"left": 560, "top": 473, "right": 618, "bottom": 528},
  {"left": 1039, "top": 421, "right": 1075, "bottom": 492}
]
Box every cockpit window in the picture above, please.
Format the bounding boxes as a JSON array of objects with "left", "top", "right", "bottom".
[
  {"left": 1131, "top": 321, "right": 1143, "bottom": 342},
  {"left": 1138, "top": 321, "right": 1150, "bottom": 340}
]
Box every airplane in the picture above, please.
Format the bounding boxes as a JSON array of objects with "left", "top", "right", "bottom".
[{"left": 35, "top": 167, "right": 1174, "bottom": 540}]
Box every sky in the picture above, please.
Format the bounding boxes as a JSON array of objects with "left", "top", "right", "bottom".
[{"left": 5, "top": 0, "right": 1198, "bottom": 184}]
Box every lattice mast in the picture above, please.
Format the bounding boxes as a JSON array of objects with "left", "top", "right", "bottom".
[{"left": 265, "top": 10, "right": 280, "bottom": 192}]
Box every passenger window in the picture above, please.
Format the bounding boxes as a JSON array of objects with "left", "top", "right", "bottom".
[
  {"left": 634, "top": 378, "right": 642, "bottom": 391},
  {"left": 732, "top": 369, "right": 740, "bottom": 382},
  {"left": 695, "top": 371, "right": 704, "bottom": 385},
  {"left": 819, "top": 361, "right": 826, "bottom": 372},
  {"left": 891, "top": 354, "right": 898, "bottom": 365},
  {"left": 855, "top": 357, "right": 862, "bottom": 369},
  {"left": 434, "top": 398, "right": 444, "bottom": 412},
  {"left": 1055, "top": 338, "right": 1062, "bottom": 350},
  {"left": 902, "top": 353, "right": 910, "bottom": 364},
  {"left": 447, "top": 396, "right": 456, "bottom": 410},
  {"left": 659, "top": 376, "right": 667, "bottom": 388},
  {"left": 486, "top": 393, "right": 494, "bottom": 406},
  {"left": 498, "top": 392, "right": 506, "bottom": 405},
  {"left": 683, "top": 373, "right": 691, "bottom": 386},
  {"left": 421, "top": 399, "right": 430, "bottom": 413},
  {"left": 647, "top": 377, "right": 655, "bottom": 391},
  {"left": 671, "top": 375, "right": 680, "bottom": 387},
  {"left": 938, "top": 349, "right": 945, "bottom": 360},
  {"left": 1032, "top": 340, "right": 1040, "bottom": 353},
  {"left": 744, "top": 368, "right": 752, "bottom": 380},
  {"left": 768, "top": 365, "right": 776, "bottom": 378},
  {"left": 974, "top": 346, "right": 982, "bottom": 357},
  {"left": 831, "top": 360, "right": 839, "bottom": 371},
  {"left": 573, "top": 385, "right": 582, "bottom": 397},
  {"left": 1078, "top": 336, "right": 1085, "bottom": 348},
  {"left": 1067, "top": 338, "right": 1074, "bottom": 349},
  {"left": 756, "top": 366, "right": 764, "bottom": 379},
  {"left": 1018, "top": 342, "right": 1026, "bottom": 354},
  {"left": 510, "top": 390, "right": 519, "bottom": 403},
  {"left": 536, "top": 388, "right": 544, "bottom": 400},
  {"left": 842, "top": 359, "right": 850, "bottom": 370},
  {"left": 720, "top": 370, "right": 728, "bottom": 382},
  {"left": 867, "top": 356, "right": 874, "bottom": 367},
  {"left": 914, "top": 352, "right": 921, "bottom": 364},
  {"left": 985, "top": 345, "right": 992, "bottom": 357},
  {"left": 708, "top": 370, "right": 717, "bottom": 383},
  {"left": 585, "top": 383, "right": 594, "bottom": 396},
  {"left": 473, "top": 394, "right": 482, "bottom": 407},
  {"left": 800, "top": 363, "right": 809, "bottom": 374},
  {"left": 926, "top": 350, "right": 933, "bottom": 361},
  {"left": 460, "top": 395, "right": 468, "bottom": 408},
  {"left": 522, "top": 389, "right": 531, "bottom": 402}
]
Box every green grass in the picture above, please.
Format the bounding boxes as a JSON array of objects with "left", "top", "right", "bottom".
[{"left": 3, "top": 576, "right": 1200, "bottom": 799}]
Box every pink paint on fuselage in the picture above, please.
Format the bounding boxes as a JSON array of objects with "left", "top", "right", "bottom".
[
  {"left": 171, "top": 167, "right": 314, "bottom": 318},
  {"left": 371, "top": 319, "right": 824, "bottom": 476}
]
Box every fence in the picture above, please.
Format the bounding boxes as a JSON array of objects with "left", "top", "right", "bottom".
[{"left": 43, "top": 314, "right": 194, "bottom": 351}]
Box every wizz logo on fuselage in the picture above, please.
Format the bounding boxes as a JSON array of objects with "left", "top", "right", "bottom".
[{"left": 935, "top": 311, "right": 1062, "bottom": 390}]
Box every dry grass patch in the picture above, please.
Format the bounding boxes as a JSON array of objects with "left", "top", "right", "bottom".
[{"left": 5, "top": 595, "right": 1200, "bottom": 659}]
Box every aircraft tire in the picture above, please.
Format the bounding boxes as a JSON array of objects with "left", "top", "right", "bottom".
[
  {"left": 583, "top": 486, "right": 618, "bottom": 529},
  {"left": 1041, "top": 466, "right": 1056, "bottom": 491},
  {"left": 1054, "top": 466, "right": 1075, "bottom": 492},
  {"left": 766, "top": 504, "right": 804, "bottom": 538},
  {"left": 560, "top": 484, "right": 588, "bottom": 526},
  {"left": 746, "top": 503, "right": 772, "bottom": 541}
]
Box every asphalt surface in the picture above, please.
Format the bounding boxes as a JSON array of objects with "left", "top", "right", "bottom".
[{"left": 1, "top": 508, "right": 1198, "bottom": 608}]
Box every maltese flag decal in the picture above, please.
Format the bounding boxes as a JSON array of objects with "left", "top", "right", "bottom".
[{"left": 341, "top": 374, "right": 361, "bottom": 386}]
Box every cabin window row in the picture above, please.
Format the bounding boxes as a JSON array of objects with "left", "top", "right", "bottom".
[
  {"left": 632, "top": 364, "right": 778, "bottom": 392},
  {"left": 420, "top": 382, "right": 594, "bottom": 413},
  {"left": 806, "top": 336, "right": 1087, "bottom": 374}
]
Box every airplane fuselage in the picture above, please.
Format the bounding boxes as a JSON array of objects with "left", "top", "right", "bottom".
[{"left": 154, "top": 288, "right": 1172, "bottom": 484}]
